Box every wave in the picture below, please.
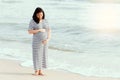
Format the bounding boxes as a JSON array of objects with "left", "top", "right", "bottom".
[
  {"left": 0, "top": 37, "right": 78, "bottom": 53},
  {"left": 1, "top": 0, "right": 23, "bottom": 3},
  {"left": 51, "top": 0, "right": 86, "bottom": 1},
  {"left": 49, "top": 46, "right": 76, "bottom": 53},
  {"left": 88, "top": 0, "right": 120, "bottom": 3}
]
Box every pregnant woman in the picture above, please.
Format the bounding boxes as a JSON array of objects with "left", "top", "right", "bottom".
[{"left": 28, "top": 7, "right": 51, "bottom": 76}]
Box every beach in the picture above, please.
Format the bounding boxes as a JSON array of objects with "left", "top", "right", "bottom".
[
  {"left": 1, "top": 0, "right": 120, "bottom": 79},
  {"left": 0, "top": 59, "right": 119, "bottom": 80}
]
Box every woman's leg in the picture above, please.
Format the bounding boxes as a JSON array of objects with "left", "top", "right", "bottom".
[
  {"left": 32, "top": 42, "right": 41, "bottom": 75},
  {"left": 42, "top": 44, "right": 48, "bottom": 68},
  {"left": 38, "top": 43, "right": 48, "bottom": 76}
]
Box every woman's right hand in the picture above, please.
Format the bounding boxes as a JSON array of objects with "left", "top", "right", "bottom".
[{"left": 39, "top": 29, "right": 46, "bottom": 32}]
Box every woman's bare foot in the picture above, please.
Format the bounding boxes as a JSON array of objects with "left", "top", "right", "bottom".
[
  {"left": 39, "top": 70, "right": 44, "bottom": 76},
  {"left": 32, "top": 70, "right": 39, "bottom": 76}
]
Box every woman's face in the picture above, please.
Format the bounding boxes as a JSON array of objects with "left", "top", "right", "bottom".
[{"left": 36, "top": 12, "right": 43, "bottom": 20}]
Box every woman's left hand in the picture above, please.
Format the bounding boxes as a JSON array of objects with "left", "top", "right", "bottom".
[{"left": 42, "top": 39, "right": 49, "bottom": 45}]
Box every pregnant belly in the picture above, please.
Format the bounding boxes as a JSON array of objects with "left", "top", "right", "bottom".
[{"left": 33, "top": 32, "right": 47, "bottom": 41}]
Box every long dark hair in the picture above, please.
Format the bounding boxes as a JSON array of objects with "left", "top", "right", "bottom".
[{"left": 32, "top": 7, "right": 45, "bottom": 24}]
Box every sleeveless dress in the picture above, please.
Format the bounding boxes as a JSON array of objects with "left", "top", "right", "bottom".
[{"left": 28, "top": 19, "right": 50, "bottom": 70}]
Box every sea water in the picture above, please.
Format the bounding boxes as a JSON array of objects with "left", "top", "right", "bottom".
[{"left": 1, "top": 0, "right": 120, "bottom": 78}]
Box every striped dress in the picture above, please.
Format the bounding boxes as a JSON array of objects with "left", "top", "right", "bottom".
[{"left": 28, "top": 19, "right": 50, "bottom": 70}]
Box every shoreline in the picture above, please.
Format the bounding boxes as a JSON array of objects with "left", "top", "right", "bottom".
[{"left": 0, "top": 59, "right": 120, "bottom": 80}]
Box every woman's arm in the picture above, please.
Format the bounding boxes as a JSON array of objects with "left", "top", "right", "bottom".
[
  {"left": 28, "top": 29, "right": 40, "bottom": 34},
  {"left": 42, "top": 29, "right": 51, "bottom": 44},
  {"left": 47, "top": 29, "right": 51, "bottom": 40},
  {"left": 28, "top": 29, "right": 46, "bottom": 34}
]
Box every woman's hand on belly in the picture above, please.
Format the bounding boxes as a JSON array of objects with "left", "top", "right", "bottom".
[
  {"left": 39, "top": 29, "right": 46, "bottom": 32},
  {"left": 42, "top": 39, "right": 49, "bottom": 45},
  {"left": 28, "top": 29, "right": 45, "bottom": 34}
]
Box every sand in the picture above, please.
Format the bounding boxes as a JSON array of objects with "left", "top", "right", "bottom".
[{"left": 0, "top": 59, "right": 120, "bottom": 80}]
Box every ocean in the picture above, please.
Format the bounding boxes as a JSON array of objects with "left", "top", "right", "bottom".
[{"left": 0, "top": 0, "right": 120, "bottom": 78}]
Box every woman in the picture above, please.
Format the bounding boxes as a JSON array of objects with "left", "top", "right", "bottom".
[{"left": 28, "top": 7, "right": 51, "bottom": 76}]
